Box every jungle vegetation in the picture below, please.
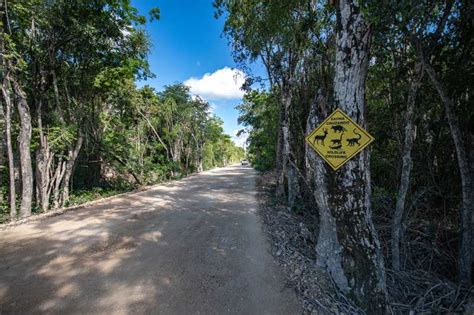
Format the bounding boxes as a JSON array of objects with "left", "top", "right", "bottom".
[
  {"left": 0, "top": 0, "right": 244, "bottom": 222},
  {"left": 216, "top": 0, "right": 473, "bottom": 312}
]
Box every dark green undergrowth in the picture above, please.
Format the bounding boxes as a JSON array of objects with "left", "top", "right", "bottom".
[{"left": 67, "top": 186, "right": 133, "bottom": 208}]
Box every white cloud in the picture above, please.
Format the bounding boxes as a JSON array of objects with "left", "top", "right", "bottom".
[{"left": 184, "top": 67, "right": 245, "bottom": 100}]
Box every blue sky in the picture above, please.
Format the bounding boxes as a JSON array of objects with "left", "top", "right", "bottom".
[{"left": 131, "top": 0, "right": 264, "bottom": 146}]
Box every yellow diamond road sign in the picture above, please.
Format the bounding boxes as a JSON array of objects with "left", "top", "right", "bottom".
[{"left": 305, "top": 108, "right": 374, "bottom": 171}]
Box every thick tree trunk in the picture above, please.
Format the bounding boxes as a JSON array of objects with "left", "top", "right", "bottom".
[
  {"left": 277, "top": 81, "right": 302, "bottom": 207},
  {"left": 12, "top": 79, "right": 33, "bottom": 218},
  {"left": 281, "top": 84, "right": 301, "bottom": 207},
  {"left": 391, "top": 61, "right": 424, "bottom": 271},
  {"left": 35, "top": 102, "right": 53, "bottom": 212},
  {"left": 423, "top": 59, "right": 473, "bottom": 287},
  {"left": 35, "top": 147, "right": 51, "bottom": 211},
  {"left": 306, "top": 0, "right": 387, "bottom": 311}
]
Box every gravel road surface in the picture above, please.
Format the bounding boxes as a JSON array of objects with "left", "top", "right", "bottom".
[{"left": 0, "top": 165, "right": 300, "bottom": 314}]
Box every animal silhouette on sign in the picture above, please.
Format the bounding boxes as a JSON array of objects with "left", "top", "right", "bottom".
[
  {"left": 330, "top": 133, "right": 344, "bottom": 146},
  {"left": 347, "top": 129, "right": 362, "bottom": 146},
  {"left": 313, "top": 129, "right": 328, "bottom": 146},
  {"left": 330, "top": 144, "right": 342, "bottom": 150},
  {"left": 331, "top": 125, "right": 346, "bottom": 133}
]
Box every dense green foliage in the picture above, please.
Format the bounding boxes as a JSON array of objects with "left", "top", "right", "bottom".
[
  {"left": 236, "top": 90, "right": 278, "bottom": 171},
  {"left": 219, "top": 0, "right": 473, "bottom": 311},
  {"left": 0, "top": 0, "right": 243, "bottom": 221}
]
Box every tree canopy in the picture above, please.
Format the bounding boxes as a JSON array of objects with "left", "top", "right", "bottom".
[
  {"left": 217, "top": 0, "right": 473, "bottom": 312},
  {"left": 0, "top": 0, "right": 244, "bottom": 220}
]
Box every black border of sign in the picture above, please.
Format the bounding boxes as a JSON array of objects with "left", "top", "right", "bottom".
[{"left": 304, "top": 108, "right": 375, "bottom": 171}]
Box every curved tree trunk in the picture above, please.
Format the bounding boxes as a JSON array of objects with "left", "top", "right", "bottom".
[
  {"left": 422, "top": 58, "right": 473, "bottom": 287},
  {"left": 306, "top": 0, "right": 387, "bottom": 311}
]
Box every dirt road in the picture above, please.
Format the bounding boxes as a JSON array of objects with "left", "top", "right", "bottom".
[{"left": 0, "top": 165, "right": 300, "bottom": 314}]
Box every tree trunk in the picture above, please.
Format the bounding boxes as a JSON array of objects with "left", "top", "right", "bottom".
[
  {"left": 60, "top": 132, "right": 84, "bottom": 207},
  {"left": 280, "top": 85, "right": 291, "bottom": 201},
  {"left": 422, "top": 58, "right": 473, "bottom": 287},
  {"left": 1, "top": 74, "right": 16, "bottom": 219},
  {"left": 0, "top": 1, "right": 16, "bottom": 219},
  {"left": 12, "top": 79, "right": 33, "bottom": 218},
  {"left": 0, "top": 104, "right": 4, "bottom": 205},
  {"left": 306, "top": 0, "right": 387, "bottom": 311},
  {"left": 277, "top": 81, "right": 302, "bottom": 207},
  {"left": 283, "top": 84, "right": 302, "bottom": 208},
  {"left": 52, "top": 158, "right": 66, "bottom": 209},
  {"left": 391, "top": 61, "right": 424, "bottom": 271},
  {"left": 275, "top": 89, "right": 286, "bottom": 197},
  {"left": 35, "top": 101, "right": 53, "bottom": 212},
  {"left": 35, "top": 147, "right": 51, "bottom": 211}
]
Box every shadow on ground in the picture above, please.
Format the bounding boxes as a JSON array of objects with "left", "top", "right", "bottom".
[{"left": 0, "top": 166, "right": 300, "bottom": 314}]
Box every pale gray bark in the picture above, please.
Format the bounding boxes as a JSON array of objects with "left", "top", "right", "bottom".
[
  {"left": 286, "top": 164, "right": 300, "bottom": 208},
  {"left": 52, "top": 158, "right": 66, "bottom": 209},
  {"left": 1, "top": 0, "right": 16, "bottom": 219},
  {"left": 306, "top": 97, "right": 348, "bottom": 291},
  {"left": 35, "top": 147, "right": 50, "bottom": 211},
  {"left": 12, "top": 79, "right": 33, "bottom": 218},
  {"left": 35, "top": 101, "right": 54, "bottom": 212},
  {"left": 306, "top": 0, "right": 387, "bottom": 311},
  {"left": 172, "top": 139, "right": 182, "bottom": 164},
  {"left": 1, "top": 73, "right": 16, "bottom": 218},
  {"left": 391, "top": 61, "right": 424, "bottom": 271}
]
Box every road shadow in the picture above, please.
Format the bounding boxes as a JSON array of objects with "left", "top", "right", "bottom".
[{"left": 0, "top": 166, "right": 280, "bottom": 314}]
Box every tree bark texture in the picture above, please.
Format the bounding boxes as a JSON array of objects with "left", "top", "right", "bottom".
[
  {"left": 1, "top": 73, "right": 16, "bottom": 218},
  {"left": 12, "top": 79, "right": 33, "bottom": 218},
  {"left": 275, "top": 92, "right": 286, "bottom": 197},
  {"left": 35, "top": 101, "right": 55, "bottom": 212},
  {"left": 281, "top": 83, "right": 301, "bottom": 208},
  {"left": 306, "top": 0, "right": 387, "bottom": 311},
  {"left": 1, "top": 0, "right": 16, "bottom": 218}
]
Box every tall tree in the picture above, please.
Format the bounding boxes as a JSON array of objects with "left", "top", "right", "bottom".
[
  {"left": 408, "top": 0, "right": 472, "bottom": 287},
  {"left": 0, "top": 0, "right": 16, "bottom": 218},
  {"left": 305, "top": 0, "right": 387, "bottom": 311}
]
